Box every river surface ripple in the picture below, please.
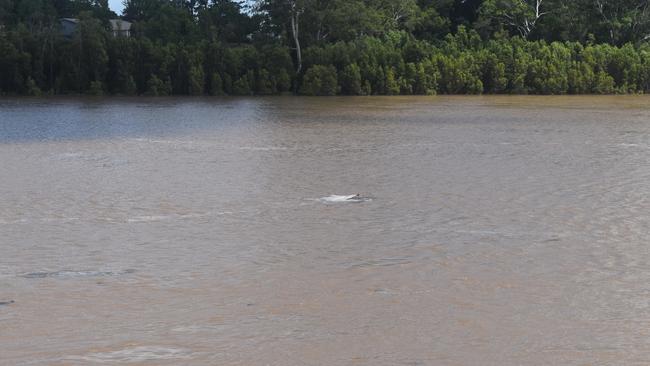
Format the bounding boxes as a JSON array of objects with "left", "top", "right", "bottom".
[{"left": 1, "top": 96, "right": 650, "bottom": 365}]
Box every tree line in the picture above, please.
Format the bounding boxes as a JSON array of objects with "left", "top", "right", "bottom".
[{"left": 1, "top": 0, "right": 650, "bottom": 96}]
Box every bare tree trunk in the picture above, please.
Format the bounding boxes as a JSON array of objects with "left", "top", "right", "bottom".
[
  {"left": 524, "top": 0, "right": 545, "bottom": 38},
  {"left": 506, "top": 0, "right": 546, "bottom": 39},
  {"left": 595, "top": 0, "right": 615, "bottom": 43},
  {"left": 290, "top": 6, "right": 302, "bottom": 75},
  {"left": 632, "top": 1, "right": 650, "bottom": 42}
]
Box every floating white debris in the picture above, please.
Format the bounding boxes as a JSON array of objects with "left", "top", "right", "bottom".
[{"left": 319, "top": 194, "right": 370, "bottom": 203}]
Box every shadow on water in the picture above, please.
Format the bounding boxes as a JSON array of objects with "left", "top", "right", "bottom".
[
  {"left": 4, "top": 95, "right": 649, "bottom": 143},
  {"left": 0, "top": 97, "right": 264, "bottom": 142}
]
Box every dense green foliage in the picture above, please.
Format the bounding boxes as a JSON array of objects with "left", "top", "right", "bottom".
[{"left": 1, "top": 0, "right": 650, "bottom": 95}]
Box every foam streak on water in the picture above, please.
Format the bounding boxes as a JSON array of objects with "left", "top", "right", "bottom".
[{"left": 1, "top": 96, "right": 650, "bottom": 365}]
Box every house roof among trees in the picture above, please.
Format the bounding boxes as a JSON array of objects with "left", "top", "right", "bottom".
[{"left": 109, "top": 19, "right": 132, "bottom": 31}]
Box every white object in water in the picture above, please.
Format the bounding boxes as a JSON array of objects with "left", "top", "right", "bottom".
[{"left": 320, "top": 194, "right": 365, "bottom": 203}]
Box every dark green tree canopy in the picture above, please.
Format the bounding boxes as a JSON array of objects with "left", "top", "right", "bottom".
[{"left": 0, "top": 0, "right": 650, "bottom": 95}]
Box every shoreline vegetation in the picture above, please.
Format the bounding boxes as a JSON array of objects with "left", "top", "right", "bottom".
[{"left": 1, "top": 1, "right": 650, "bottom": 97}]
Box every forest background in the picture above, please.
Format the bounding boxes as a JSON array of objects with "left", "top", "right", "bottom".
[{"left": 1, "top": 0, "right": 650, "bottom": 96}]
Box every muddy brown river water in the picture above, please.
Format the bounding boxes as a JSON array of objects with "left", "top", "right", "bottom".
[{"left": 1, "top": 96, "right": 650, "bottom": 365}]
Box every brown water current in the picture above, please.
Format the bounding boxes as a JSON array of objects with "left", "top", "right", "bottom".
[{"left": 1, "top": 96, "right": 650, "bottom": 365}]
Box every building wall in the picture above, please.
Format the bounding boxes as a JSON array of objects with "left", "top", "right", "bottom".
[{"left": 60, "top": 20, "right": 78, "bottom": 38}]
